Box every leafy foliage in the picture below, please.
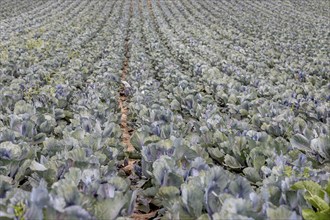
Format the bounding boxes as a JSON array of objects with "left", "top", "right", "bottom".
[
  {"left": 292, "top": 180, "right": 330, "bottom": 220},
  {"left": 0, "top": 0, "right": 329, "bottom": 218}
]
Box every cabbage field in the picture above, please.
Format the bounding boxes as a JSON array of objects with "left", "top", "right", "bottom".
[{"left": 0, "top": 0, "right": 329, "bottom": 219}]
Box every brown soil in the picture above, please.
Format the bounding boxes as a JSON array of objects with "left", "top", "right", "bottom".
[
  {"left": 131, "top": 210, "right": 157, "bottom": 220},
  {"left": 119, "top": 0, "right": 134, "bottom": 153}
]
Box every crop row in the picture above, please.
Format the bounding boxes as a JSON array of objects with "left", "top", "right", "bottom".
[
  {"left": 126, "top": 0, "right": 329, "bottom": 219},
  {"left": 0, "top": 0, "right": 137, "bottom": 219}
]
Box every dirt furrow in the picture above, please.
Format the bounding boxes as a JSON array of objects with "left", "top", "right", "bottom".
[{"left": 119, "top": 0, "right": 134, "bottom": 154}]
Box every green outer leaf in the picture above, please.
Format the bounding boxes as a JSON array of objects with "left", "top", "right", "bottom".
[
  {"left": 30, "top": 160, "right": 47, "bottom": 171},
  {"left": 197, "top": 214, "right": 210, "bottom": 220},
  {"left": 181, "top": 183, "right": 204, "bottom": 217},
  {"left": 325, "top": 180, "right": 330, "bottom": 196},
  {"left": 152, "top": 156, "right": 174, "bottom": 186},
  {"left": 94, "top": 194, "right": 127, "bottom": 220},
  {"left": 224, "top": 154, "right": 241, "bottom": 169},
  {"left": 267, "top": 206, "right": 299, "bottom": 220},
  {"left": 302, "top": 209, "right": 319, "bottom": 220},
  {"left": 303, "top": 208, "right": 330, "bottom": 220},
  {"left": 14, "top": 159, "right": 32, "bottom": 182},
  {"left": 291, "top": 181, "right": 325, "bottom": 198},
  {"left": 157, "top": 186, "right": 180, "bottom": 210},
  {"left": 290, "top": 134, "right": 310, "bottom": 152},
  {"left": 253, "top": 155, "right": 265, "bottom": 170},
  {"left": 310, "top": 137, "right": 330, "bottom": 160},
  {"left": 130, "top": 131, "right": 146, "bottom": 150},
  {"left": 305, "top": 194, "right": 329, "bottom": 211},
  {"left": 243, "top": 167, "right": 262, "bottom": 182}
]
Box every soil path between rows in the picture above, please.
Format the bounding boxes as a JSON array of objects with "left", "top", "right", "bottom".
[{"left": 118, "top": 0, "right": 157, "bottom": 219}]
